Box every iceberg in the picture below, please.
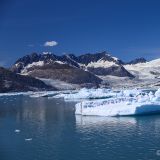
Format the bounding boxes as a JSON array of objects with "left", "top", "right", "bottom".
[
  {"left": 25, "top": 138, "right": 32, "bottom": 141},
  {"left": 75, "top": 88, "right": 160, "bottom": 117},
  {"left": 29, "top": 90, "right": 74, "bottom": 98},
  {"left": 29, "top": 91, "right": 58, "bottom": 98},
  {"left": 0, "top": 92, "right": 33, "bottom": 97},
  {"left": 15, "top": 129, "right": 20, "bottom": 133},
  {"left": 53, "top": 88, "right": 118, "bottom": 100},
  {"left": 52, "top": 88, "right": 149, "bottom": 101}
]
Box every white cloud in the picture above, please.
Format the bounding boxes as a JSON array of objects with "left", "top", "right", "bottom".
[{"left": 44, "top": 41, "right": 58, "bottom": 47}]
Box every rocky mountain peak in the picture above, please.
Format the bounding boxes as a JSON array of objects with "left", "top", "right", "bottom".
[
  {"left": 127, "top": 57, "right": 147, "bottom": 65},
  {"left": 11, "top": 51, "right": 134, "bottom": 78}
]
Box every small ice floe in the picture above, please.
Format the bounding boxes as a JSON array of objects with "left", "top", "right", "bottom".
[
  {"left": 15, "top": 129, "right": 20, "bottom": 133},
  {"left": 29, "top": 91, "right": 58, "bottom": 98},
  {"left": 25, "top": 138, "right": 32, "bottom": 141}
]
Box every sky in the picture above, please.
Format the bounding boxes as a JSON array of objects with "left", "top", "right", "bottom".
[{"left": 0, "top": 0, "right": 160, "bottom": 66}]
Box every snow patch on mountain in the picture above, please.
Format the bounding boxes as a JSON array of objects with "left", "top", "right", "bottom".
[
  {"left": 86, "top": 59, "right": 118, "bottom": 68},
  {"left": 21, "top": 61, "right": 44, "bottom": 74},
  {"left": 54, "top": 61, "right": 65, "bottom": 64},
  {"left": 42, "top": 52, "right": 52, "bottom": 55},
  {"left": 124, "top": 58, "right": 160, "bottom": 79}
]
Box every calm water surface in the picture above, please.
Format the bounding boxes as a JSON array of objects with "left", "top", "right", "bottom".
[{"left": 0, "top": 95, "right": 160, "bottom": 160}]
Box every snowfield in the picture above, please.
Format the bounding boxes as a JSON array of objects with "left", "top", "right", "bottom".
[
  {"left": 86, "top": 59, "right": 118, "bottom": 68},
  {"left": 124, "top": 58, "right": 160, "bottom": 79}
]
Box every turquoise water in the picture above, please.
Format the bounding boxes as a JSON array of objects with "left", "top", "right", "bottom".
[{"left": 0, "top": 95, "right": 160, "bottom": 160}]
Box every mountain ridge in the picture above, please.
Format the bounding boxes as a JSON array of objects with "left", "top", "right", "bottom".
[
  {"left": 11, "top": 51, "right": 134, "bottom": 78},
  {"left": 0, "top": 67, "right": 55, "bottom": 92},
  {"left": 1, "top": 51, "right": 159, "bottom": 92}
]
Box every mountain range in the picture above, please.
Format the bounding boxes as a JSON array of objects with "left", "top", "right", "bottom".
[{"left": 0, "top": 51, "right": 160, "bottom": 92}]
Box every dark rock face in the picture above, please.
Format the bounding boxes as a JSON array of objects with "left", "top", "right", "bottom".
[
  {"left": 75, "top": 51, "right": 124, "bottom": 65},
  {"left": 11, "top": 53, "right": 81, "bottom": 73},
  {"left": 12, "top": 53, "right": 59, "bottom": 72},
  {"left": 0, "top": 67, "right": 53, "bottom": 93},
  {"left": 127, "top": 58, "right": 147, "bottom": 64},
  {"left": 87, "top": 65, "right": 135, "bottom": 78},
  {"left": 11, "top": 51, "right": 125, "bottom": 73},
  {"left": 58, "top": 55, "right": 80, "bottom": 68},
  {"left": 26, "top": 64, "right": 102, "bottom": 87}
]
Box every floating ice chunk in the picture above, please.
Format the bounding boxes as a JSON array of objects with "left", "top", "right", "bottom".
[
  {"left": 122, "top": 89, "right": 141, "bottom": 97},
  {"left": 29, "top": 90, "right": 74, "bottom": 98},
  {"left": 155, "top": 89, "right": 160, "bottom": 98},
  {"left": 149, "top": 91, "right": 154, "bottom": 99},
  {"left": 53, "top": 88, "right": 115, "bottom": 100},
  {"left": 75, "top": 88, "right": 160, "bottom": 117},
  {"left": 29, "top": 91, "right": 59, "bottom": 98},
  {"left": 15, "top": 129, "right": 20, "bottom": 133},
  {"left": 0, "top": 92, "right": 32, "bottom": 97},
  {"left": 25, "top": 138, "right": 32, "bottom": 141},
  {"left": 75, "top": 101, "right": 160, "bottom": 117},
  {"left": 52, "top": 88, "right": 146, "bottom": 101}
]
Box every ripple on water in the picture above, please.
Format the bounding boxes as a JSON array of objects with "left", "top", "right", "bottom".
[{"left": 0, "top": 97, "right": 160, "bottom": 160}]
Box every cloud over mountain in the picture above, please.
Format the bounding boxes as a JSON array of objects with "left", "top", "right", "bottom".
[{"left": 44, "top": 41, "right": 58, "bottom": 47}]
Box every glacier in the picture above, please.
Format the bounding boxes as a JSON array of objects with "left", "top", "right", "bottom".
[{"left": 75, "top": 88, "right": 160, "bottom": 117}]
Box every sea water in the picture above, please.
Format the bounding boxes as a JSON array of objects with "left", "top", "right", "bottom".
[{"left": 0, "top": 95, "right": 160, "bottom": 160}]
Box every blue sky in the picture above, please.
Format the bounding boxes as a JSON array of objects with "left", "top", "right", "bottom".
[{"left": 0, "top": 0, "right": 160, "bottom": 66}]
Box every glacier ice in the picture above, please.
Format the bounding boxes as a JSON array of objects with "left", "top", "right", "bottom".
[
  {"left": 52, "top": 88, "right": 117, "bottom": 100},
  {"left": 15, "top": 129, "right": 20, "bottom": 133},
  {"left": 25, "top": 138, "right": 32, "bottom": 141},
  {"left": 52, "top": 88, "right": 152, "bottom": 101},
  {"left": 75, "top": 88, "right": 160, "bottom": 117},
  {"left": 1, "top": 86, "right": 160, "bottom": 117},
  {"left": 29, "top": 91, "right": 58, "bottom": 98},
  {"left": 0, "top": 92, "right": 33, "bottom": 97}
]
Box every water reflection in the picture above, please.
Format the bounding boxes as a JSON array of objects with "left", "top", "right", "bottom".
[
  {"left": 75, "top": 115, "right": 138, "bottom": 138},
  {"left": 1, "top": 96, "right": 160, "bottom": 160},
  {"left": 76, "top": 115, "right": 137, "bottom": 127},
  {"left": 75, "top": 114, "right": 160, "bottom": 141},
  {"left": 0, "top": 95, "right": 75, "bottom": 134},
  {"left": 75, "top": 114, "right": 160, "bottom": 160}
]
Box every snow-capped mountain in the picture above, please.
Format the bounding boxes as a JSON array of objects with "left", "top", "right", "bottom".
[
  {"left": 10, "top": 51, "right": 160, "bottom": 89},
  {"left": 72, "top": 51, "right": 124, "bottom": 65},
  {"left": 69, "top": 52, "right": 133, "bottom": 77},
  {"left": 11, "top": 51, "right": 133, "bottom": 78},
  {"left": 11, "top": 52, "right": 103, "bottom": 89},
  {"left": 126, "top": 58, "right": 147, "bottom": 65}
]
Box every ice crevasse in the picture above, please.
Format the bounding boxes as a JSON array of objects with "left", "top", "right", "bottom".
[{"left": 75, "top": 88, "right": 160, "bottom": 117}]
